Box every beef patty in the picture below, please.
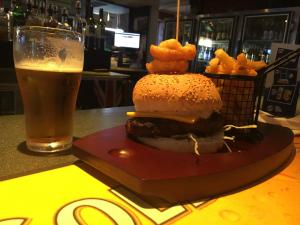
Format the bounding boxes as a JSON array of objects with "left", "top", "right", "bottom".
[{"left": 126, "top": 112, "right": 223, "bottom": 138}]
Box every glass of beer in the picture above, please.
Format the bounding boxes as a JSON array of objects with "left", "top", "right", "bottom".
[{"left": 13, "top": 26, "right": 84, "bottom": 153}]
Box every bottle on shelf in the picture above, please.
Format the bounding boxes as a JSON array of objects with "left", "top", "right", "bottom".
[
  {"left": 216, "top": 23, "right": 221, "bottom": 41},
  {"left": 205, "top": 31, "right": 210, "bottom": 39},
  {"left": 206, "top": 47, "right": 212, "bottom": 61},
  {"left": 210, "top": 47, "right": 216, "bottom": 58},
  {"left": 85, "top": 5, "right": 96, "bottom": 50},
  {"left": 203, "top": 47, "right": 209, "bottom": 61},
  {"left": 210, "top": 30, "right": 215, "bottom": 41},
  {"left": 251, "top": 21, "right": 257, "bottom": 40},
  {"left": 25, "top": 0, "right": 32, "bottom": 19},
  {"left": 52, "top": 4, "right": 59, "bottom": 22},
  {"left": 37, "top": 0, "right": 46, "bottom": 25},
  {"left": 60, "top": 7, "right": 71, "bottom": 30},
  {"left": 262, "top": 19, "right": 268, "bottom": 40},
  {"left": 225, "top": 23, "right": 231, "bottom": 40},
  {"left": 73, "top": 0, "right": 84, "bottom": 33},
  {"left": 268, "top": 20, "right": 274, "bottom": 41},
  {"left": 26, "top": 0, "right": 43, "bottom": 26},
  {"left": 277, "top": 20, "right": 285, "bottom": 42},
  {"left": 0, "top": 7, "right": 9, "bottom": 41},
  {"left": 44, "top": 3, "right": 58, "bottom": 28},
  {"left": 265, "top": 49, "right": 271, "bottom": 64},
  {"left": 96, "top": 8, "right": 105, "bottom": 50},
  {"left": 11, "top": 0, "right": 25, "bottom": 27},
  {"left": 273, "top": 19, "right": 279, "bottom": 41},
  {"left": 198, "top": 46, "right": 204, "bottom": 60},
  {"left": 221, "top": 23, "right": 226, "bottom": 40}
]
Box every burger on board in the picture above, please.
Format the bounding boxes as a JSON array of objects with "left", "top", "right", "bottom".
[{"left": 126, "top": 39, "right": 224, "bottom": 154}]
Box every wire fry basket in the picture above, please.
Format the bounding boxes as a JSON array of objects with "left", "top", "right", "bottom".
[
  {"left": 204, "top": 48, "right": 300, "bottom": 128},
  {"left": 204, "top": 73, "right": 264, "bottom": 126}
]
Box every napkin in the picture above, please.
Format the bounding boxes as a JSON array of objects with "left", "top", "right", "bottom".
[{"left": 258, "top": 110, "right": 300, "bottom": 135}]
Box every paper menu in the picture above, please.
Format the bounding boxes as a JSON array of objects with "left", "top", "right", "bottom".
[{"left": 262, "top": 43, "right": 300, "bottom": 117}]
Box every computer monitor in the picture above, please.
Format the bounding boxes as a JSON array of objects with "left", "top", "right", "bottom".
[{"left": 114, "top": 32, "right": 140, "bottom": 49}]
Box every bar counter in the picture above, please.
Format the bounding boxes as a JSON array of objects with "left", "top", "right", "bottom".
[
  {"left": 0, "top": 106, "right": 131, "bottom": 180},
  {"left": 0, "top": 106, "right": 300, "bottom": 224},
  {"left": 0, "top": 68, "right": 133, "bottom": 113}
]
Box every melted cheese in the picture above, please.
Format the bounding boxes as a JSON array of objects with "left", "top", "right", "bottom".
[{"left": 126, "top": 111, "right": 198, "bottom": 124}]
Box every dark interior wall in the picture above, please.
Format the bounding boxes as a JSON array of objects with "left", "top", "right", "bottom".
[
  {"left": 128, "top": 6, "right": 150, "bottom": 66},
  {"left": 190, "top": 0, "right": 300, "bottom": 14},
  {"left": 128, "top": 6, "right": 150, "bottom": 34}
]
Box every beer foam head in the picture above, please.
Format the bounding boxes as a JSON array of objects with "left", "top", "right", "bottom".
[{"left": 13, "top": 29, "right": 84, "bottom": 73}]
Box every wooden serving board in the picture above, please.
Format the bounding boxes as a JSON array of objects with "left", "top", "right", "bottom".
[{"left": 73, "top": 123, "right": 295, "bottom": 203}]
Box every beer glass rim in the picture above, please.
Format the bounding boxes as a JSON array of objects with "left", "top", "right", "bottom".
[{"left": 16, "top": 26, "right": 83, "bottom": 40}]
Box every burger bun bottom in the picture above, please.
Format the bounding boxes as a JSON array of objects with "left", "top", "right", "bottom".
[{"left": 137, "top": 131, "right": 224, "bottom": 154}]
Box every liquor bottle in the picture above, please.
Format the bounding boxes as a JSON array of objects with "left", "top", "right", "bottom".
[
  {"left": 216, "top": 23, "right": 221, "bottom": 40},
  {"left": 221, "top": 23, "right": 226, "bottom": 40},
  {"left": 262, "top": 19, "right": 268, "bottom": 40},
  {"left": 11, "top": 0, "right": 25, "bottom": 27},
  {"left": 268, "top": 21, "right": 274, "bottom": 41},
  {"left": 96, "top": 8, "right": 105, "bottom": 50},
  {"left": 60, "top": 7, "right": 71, "bottom": 30},
  {"left": 44, "top": 3, "right": 58, "bottom": 28},
  {"left": 0, "top": 7, "right": 9, "bottom": 41},
  {"left": 73, "top": 0, "right": 84, "bottom": 33},
  {"left": 203, "top": 47, "right": 208, "bottom": 61},
  {"left": 273, "top": 20, "right": 280, "bottom": 41},
  {"left": 206, "top": 47, "right": 212, "bottom": 61},
  {"left": 85, "top": 5, "right": 96, "bottom": 50},
  {"left": 53, "top": 4, "right": 58, "bottom": 22},
  {"left": 218, "top": 23, "right": 223, "bottom": 40},
  {"left": 224, "top": 23, "right": 230, "bottom": 40},
  {"left": 198, "top": 46, "right": 204, "bottom": 60},
  {"left": 25, "top": 0, "right": 32, "bottom": 19},
  {"left": 38, "top": 0, "right": 46, "bottom": 25},
  {"left": 210, "top": 30, "right": 215, "bottom": 41},
  {"left": 26, "top": 0, "right": 43, "bottom": 26}
]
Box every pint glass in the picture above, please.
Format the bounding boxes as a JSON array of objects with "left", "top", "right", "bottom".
[{"left": 13, "top": 26, "right": 84, "bottom": 152}]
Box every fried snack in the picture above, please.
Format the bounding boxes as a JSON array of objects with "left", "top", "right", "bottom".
[
  {"left": 205, "top": 49, "right": 266, "bottom": 76},
  {"left": 146, "top": 59, "right": 189, "bottom": 74},
  {"left": 205, "top": 66, "right": 217, "bottom": 74},
  {"left": 205, "top": 58, "right": 220, "bottom": 73},
  {"left": 237, "top": 53, "right": 248, "bottom": 66},
  {"left": 209, "top": 58, "right": 220, "bottom": 66},
  {"left": 247, "top": 60, "right": 267, "bottom": 71},
  {"left": 159, "top": 39, "right": 182, "bottom": 49},
  {"left": 147, "top": 39, "right": 196, "bottom": 74},
  {"left": 214, "top": 49, "right": 236, "bottom": 72},
  {"left": 150, "top": 44, "right": 196, "bottom": 61},
  {"left": 181, "top": 44, "right": 197, "bottom": 60}
]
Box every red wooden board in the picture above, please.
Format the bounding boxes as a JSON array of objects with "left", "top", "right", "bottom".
[{"left": 73, "top": 123, "right": 295, "bottom": 203}]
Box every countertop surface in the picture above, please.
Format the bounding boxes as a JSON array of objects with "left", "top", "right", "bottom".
[
  {"left": 0, "top": 107, "right": 300, "bottom": 225},
  {"left": 109, "top": 67, "right": 147, "bottom": 74},
  {"left": 82, "top": 70, "right": 130, "bottom": 80},
  {"left": 0, "top": 106, "right": 132, "bottom": 180}
]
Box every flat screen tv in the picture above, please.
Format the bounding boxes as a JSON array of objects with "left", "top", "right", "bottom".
[{"left": 114, "top": 32, "right": 140, "bottom": 49}]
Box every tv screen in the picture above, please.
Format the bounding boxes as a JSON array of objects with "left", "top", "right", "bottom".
[{"left": 114, "top": 32, "right": 140, "bottom": 49}]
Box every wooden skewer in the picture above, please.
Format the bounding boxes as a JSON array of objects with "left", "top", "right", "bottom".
[{"left": 176, "top": 0, "right": 180, "bottom": 40}]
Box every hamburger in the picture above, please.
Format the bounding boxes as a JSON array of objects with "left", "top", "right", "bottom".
[{"left": 126, "top": 73, "right": 224, "bottom": 154}]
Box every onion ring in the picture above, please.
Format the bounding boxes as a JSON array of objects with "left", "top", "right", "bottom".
[
  {"left": 150, "top": 43, "right": 196, "bottom": 61},
  {"left": 146, "top": 59, "right": 189, "bottom": 74}
]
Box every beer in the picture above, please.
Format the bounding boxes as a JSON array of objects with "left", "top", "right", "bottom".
[
  {"left": 15, "top": 66, "right": 81, "bottom": 151},
  {"left": 13, "top": 26, "right": 84, "bottom": 152}
]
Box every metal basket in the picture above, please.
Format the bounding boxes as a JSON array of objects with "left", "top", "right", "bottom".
[
  {"left": 204, "top": 73, "right": 265, "bottom": 126},
  {"left": 204, "top": 48, "right": 300, "bottom": 128}
]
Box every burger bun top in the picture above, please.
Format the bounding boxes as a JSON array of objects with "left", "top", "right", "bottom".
[{"left": 133, "top": 74, "right": 222, "bottom": 119}]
